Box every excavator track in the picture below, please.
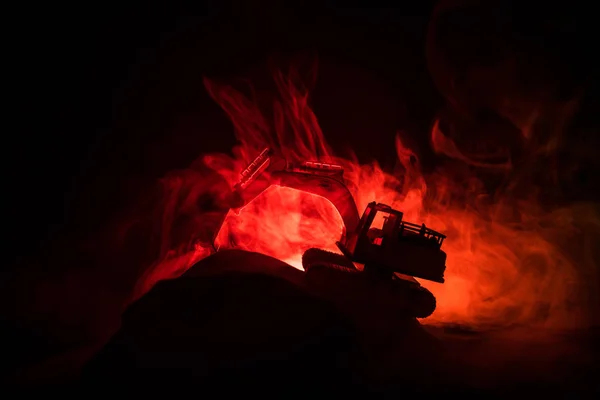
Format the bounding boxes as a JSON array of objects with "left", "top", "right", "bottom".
[
  {"left": 302, "top": 248, "right": 359, "bottom": 274},
  {"left": 390, "top": 276, "right": 437, "bottom": 319},
  {"left": 302, "top": 248, "right": 437, "bottom": 319}
]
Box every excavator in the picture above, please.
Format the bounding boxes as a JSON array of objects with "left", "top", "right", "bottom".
[
  {"left": 303, "top": 201, "right": 446, "bottom": 318},
  {"left": 217, "top": 147, "right": 448, "bottom": 318}
]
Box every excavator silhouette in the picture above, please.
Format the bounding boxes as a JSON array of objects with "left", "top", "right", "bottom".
[
  {"left": 303, "top": 201, "right": 446, "bottom": 318},
  {"left": 218, "top": 147, "right": 447, "bottom": 318}
]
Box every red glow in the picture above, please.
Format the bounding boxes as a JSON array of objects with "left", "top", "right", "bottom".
[
  {"left": 216, "top": 186, "right": 344, "bottom": 270},
  {"left": 135, "top": 64, "right": 598, "bottom": 330}
]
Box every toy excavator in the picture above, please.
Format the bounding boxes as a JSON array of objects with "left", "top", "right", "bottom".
[
  {"left": 302, "top": 202, "right": 446, "bottom": 318},
  {"left": 219, "top": 147, "right": 447, "bottom": 318}
]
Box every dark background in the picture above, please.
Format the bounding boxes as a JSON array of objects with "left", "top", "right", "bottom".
[
  {"left": 9, "top": 0, "right": 600, "bottom": 271},
  {"left": 8, "top": 1, "right": 444, "bottom": 269},
  {"left": 4, "top": 0, "right": 599, "bottom": 384}
]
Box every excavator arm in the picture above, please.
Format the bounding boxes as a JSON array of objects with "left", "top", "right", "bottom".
[{"left": 212, "top": 148, "right": 360, "bottom": 247}]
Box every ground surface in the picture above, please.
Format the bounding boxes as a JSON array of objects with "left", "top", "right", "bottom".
[{"left": 78, "top": 250, "right": 598, "bottom": 394}]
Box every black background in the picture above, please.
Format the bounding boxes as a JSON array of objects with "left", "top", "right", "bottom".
[
  {"left": 9, "top": 0, "right": 599, "bottom": 269},
  {"left": 8, "top": 1, "right": 446, "bottom": 268},
  {"left": 5, "top": 0, "right": 600, "bottom": 382}
]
